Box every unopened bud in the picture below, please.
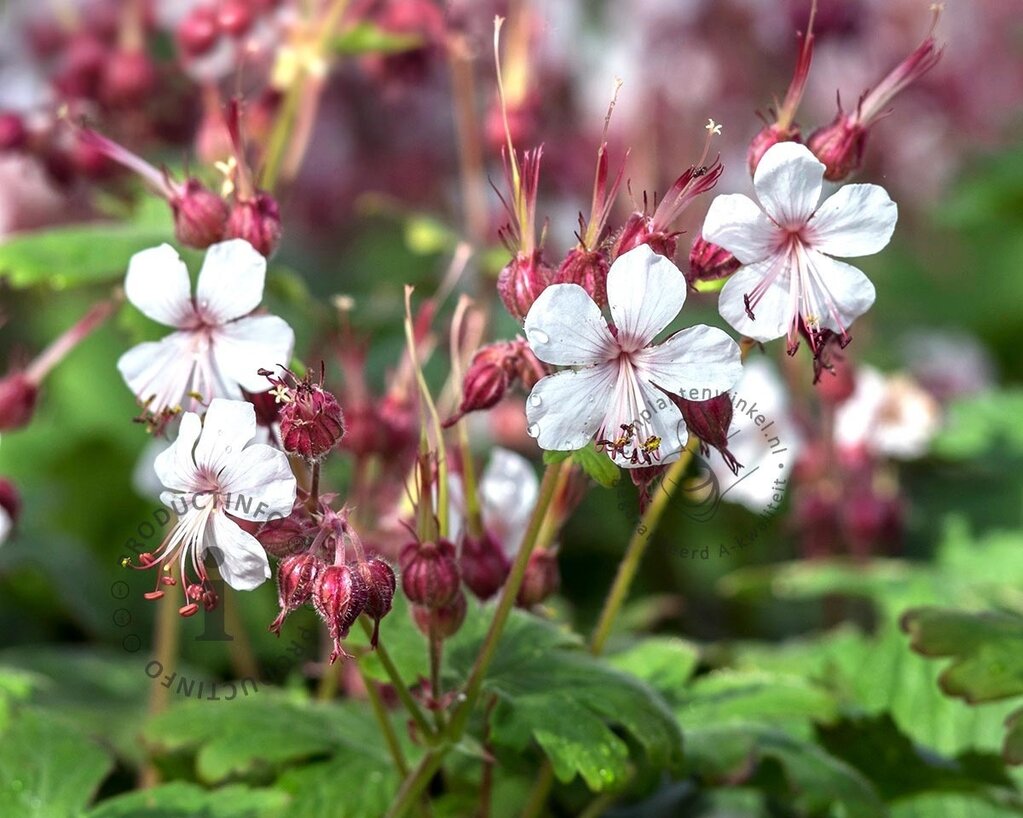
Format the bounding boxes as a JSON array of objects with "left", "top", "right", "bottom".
[
  {"left": 554, "top": 247, "right": 610, "bottom": 307},
  {"left": 747, "top": 125, "right": 800, "bottom": 176},
  {"left": 271, "top": 372, "right": 345, "bottom": 462},
  {"left": 411, "top": 590, "right": 467, "bottom": 639},
  {"left": 0, "top": 373, "right": 39, "bottom": 431},
  {"left": 0, "top": 478, "right": 22, "bottom": 541},
  {"left": 516, "top": 547, "right": 559, "bottom": 607},
  {"left": 100, "top": 50, "right": 158, "bottom": 109},
  {"left": 217, "top": 0, "right": 254, "bottom": 37},
  {"left": 444, "top": 343, "right": 515, "bottom": 428},
  {"left": 269, "top": 553, "right": 324, "bottom": 634},
  {"left": 398, "top": 539, "right": 460, "bottom": 608},
  {"left": 256, "top": 509, "right": 313, "bottom": 558},
  {"left": 355, "top": 557, "right": 396, "bottom": 647},
  {"left": 177, "top": 6, "right": 220, "bottom": 57},
  {"left": 688, "top": 237, "right": 741, "bottom": 288},
  {"left": 459, "top": 531, "right": 509, "bottom": 601},
  {"left": 674, "top": 393, "right": 741, "bottom": 475},
  {"left": 171, "top": 179, "right": 229, "bottom": 249},
  {"left": 224, "top": 192, "right": 282, "bottom": 257},
  {"left": 497, "top": 250, "right": 553, "bottom": 321},
  {"left": 807, "top": 114, "right": 866, "bottom": 182},
  {"left": 313, "top": 564, "right": 368, "bottom": 663}
]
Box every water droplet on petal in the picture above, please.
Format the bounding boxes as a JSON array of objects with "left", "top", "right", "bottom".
[
  {"left": 527, "top": 423, "right": 541, "bottom": 438},
  {"left": 527, "top": 328, "right": 549, "bottom": 346},
  {"left": 530, "top": 393, "right": 542, "bottom": 407}
]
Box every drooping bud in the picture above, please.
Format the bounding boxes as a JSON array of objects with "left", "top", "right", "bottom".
[
  {"left": 516, "top": 546, "right": 559, "bottom": 607},
  {"left": 256, "top": 507, "right": 314, "bottom": 558},
  {"left": 554, "top": 247, "right": 610, "bottom": 307},
  {"left": 497, "top": 249, "right": 554, "bottom": 321},
  {"left": 674, "top": 392, "right": 741, "bottom": 475},
  {"left": 445, "top": 340, "right": 542, "bottom": 427},
  {"left": 355, "top": 557, "right": 396, "bottom": 647},
  {"left": 224, "top": 192, "right": 282, "bottom": 257},
  {"left": 100, "top": 50, "right": 158, "bottom": 109},
  {"left": 172, "top": 179, "right": 229, "bottom": 249},
  {"left": 313, "top": 564, "right": 369, "bottom": 663},
  {"left": 0, "top": 478, "right": 22, "bottom": 543},
  {"left": 687, "top": 237, "right": 741, "bottom": 289},
  {"left": 805, "top": 115, "right": 866, "bottom": 183},
  {"left": 269, "top": 553, "right": 324, "bottom": 634},
  {"left": 0, "top": 113, "right": 28, "bottom": 151},
  {"left": 459, "top": 531, "right": 509, "bottom": 601},
  {"left": 411, "top": 590, "right": 467, "bottom": 639},
  {"left": 0, "top": 373, "right": 39, "bottom": 431},
  {"left": 398, "top": 539, "right": 460, "bottom": 608},
  {"left": 261, "top": 367, "right": 345, "bottom": 462}
]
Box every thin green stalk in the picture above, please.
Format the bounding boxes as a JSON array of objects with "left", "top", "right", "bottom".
[
  {"left": 361, "top": 666, "right": 409, "bottom": 777},
  {"left": 384, "top": 750, "right": 446, "bottom": 818},
  {"left": 589, "top": 447, "right": 694, "bottom": 656},
  {"left": 360, "top": 616, "right": 435, "bottom": 741},
  {"left": 519, "top": 762, "right": 554, "bottom": 818}
]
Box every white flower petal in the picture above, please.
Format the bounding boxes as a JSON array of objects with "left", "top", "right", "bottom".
[
  {"left": 124, "top": 244, "right": 196, "bottom": 328},
  {"left": 117, "top": 333, "right": 199, "bottom": 413},
  {"left": 0, "top": 506, "right": 12, "bottom": 545},
  {"left": 636, "top": 325, "right": 743, "bottom": 400},
  {"left": 601, "top": 360, "right": 688, "bottom": 469},
  {"left": 523, "top": 283, "right": 616, "bottom": 366},
  {"left": 481, "top": 448, "right": 539, "bottom": 556},
  {"left": 606, "top": 245, "right": 686, "bottom": 350},
  {"left": 701, "top": 194, "right": 779, "bottom": 264},
  {"left": 718, "top": 258, "right": 793, "bottom": 343},
  {"left": 806, "top": 184, "right": 897, "bottom": 257},
  {"left": 195, "top": 239, "right": 267, "bottom": 324},
  {"left": 193, "top": 399, "right": 257, "bottom": 476},
  {"left": 525, "top": 365, "right": 617, "bottom": 452},
  {"left": 753, "top": 142, "right": 825, "bottom": 229},
  {"left": 210, "top": 315, "right": 295, "bottom": 393},
  {"left": 218, "top": 444, "right": 297, "bottom": 522},
  {"left": 154, "top": 412, "right": 202, "bottom": 493},
  {"left": 204, "top": 512, "right": 270, "bottom": 591},
  {"left": 804, "top": 251, "right": 876, "bottom": 333}
]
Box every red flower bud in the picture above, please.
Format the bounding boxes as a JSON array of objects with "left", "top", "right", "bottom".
[
  {"left": 171, "top": 179, "right": 229, "bottom": 249},
  {"left": 459, "top": 531, "right": 509, "bottom": 601},
  {"left": 100, "top": 50, "right": 158, "bottom": 109},
  {"left": 411, "top": 590, "right": 467, "bottom": 639},
  {"left": 0, "top": 373, "right": 39, "bottom": 431},
  {"left": 747, "top": 125, "right": 800, "bottom": 177},
  {"left": 806, "top": 114, "right": 866, "bottom": 182},
  {"left": 516, "top": 547, "right": 559, "bottom": 608},
  {"left": 263, "top": 368, "right": 346, "bottom": 462},
  {"left": 177, "top": 6, "right": 220, "bottom": 57},
  {"left": 269, "top": 552, "right": 324, "bottom": 634},
  {"left": 674, "top": 393, "right": 741, "bottom": 475},
  {"left": 54, "top": 35, "right": 106, "bottom": 99},
  {"left": 256, "top": 509, "right": 314, "bottom": 558},
  {"left": 218, "top": 0, "right": 254, "bottom": 37},
  {"left": 444, "top": 343, "right": 517, "bottom": 428},
  {"left": 0, "top": 113, "right": 28, "bottom": 151},
  {"left": 399, "top": 539, "right": 460, "bottom": 608},
  {"left": 225, "top": 192, "right": 282, "bottom": 257},
  {"left": 554, "top": 247, "right": 610, "bottom": 308},
  {"left": 687, "top": 237, "right": 741, "bottom": 288},
  {"left": 497, "top": 250, "right": 553, "bottom": 321},
  {"left": 0, "top": 478, "right": 22, "bottom": 538},
  {"left": 355, "top": 558, "right": 396, "bottom": 647},
  {"left": 313, "top": 564, "right": 369, "bottom": 663}
]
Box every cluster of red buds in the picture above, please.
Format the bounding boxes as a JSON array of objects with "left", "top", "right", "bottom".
[
  {"left": 400, "top": 538, "right": 467, "bottom": 639},
  {"left": 177, "top": 0, "right": 283, "bottom": 79},
  {"left": 444, "top": 339, "right": 545, "bottom": 427},
  {"left": 260, "top": 366, "right": 346, "bottom": 462},
  {"left": 268, "top": 505, "right": 396, "bottom": 661}
]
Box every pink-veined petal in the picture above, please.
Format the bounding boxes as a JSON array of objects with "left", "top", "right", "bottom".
[
  {"left": 195, "top": 239, "right": 267, "bottom": 324},
  {"left": 753, "top": 142, "right": 825, "bottom": 229},
  {"left": 718, "top": 258, "right": 794, "bottom": 343},
  {"left": 701, "top": 194, "right": 779, "bottom": 264},
  {"left": 525, "top": 365, "right": 617, "bottom": 452},
  {"left": 606, "top": 245, "right": 686, "bottom": 351},
  {"left": 217, "top": 444, "right": 297, "bottom": 522},
  {"left": 204, "top": 512, "right": 270, "bottom": 591},
  {"left": 193, "top": 398, "right": 257, "bottom": 476},
  {"left": 803, "top": 251, "right": 876, "bottom": 334},
  {"left": 523, "top": 283, "right": 616, "bottom": 366},
  {"left": 153, "top": 411, "right": 202, "bottom": 493},
  {"left": 117, "top": 332, "right": 199, "bottom": 414},
  {"left": 209, "top": 315, "right": 295, "bottom": 393},
  {"left": 806, "top": 183, "right": 897, "bottom": 257},
  {"left": 635, "top": 325, "right": 743, "bottom": 400},
  {"left": 124, "top": 244, "right": 196, "bottom": 328}
]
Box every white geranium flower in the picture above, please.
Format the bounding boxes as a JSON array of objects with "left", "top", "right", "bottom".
[
  {"left": 702, "top": 142, "right": 897, "bottom": 352},
  {"left": 117, "top": 239, "right": 295, "bottom": 415},
  {"left": 523, "top": 245, "right": 743, "bottom": 469},
  {"left": 834, "top": 367, "right": 941, "bottom": 461},
  {"left": 146, "top": 399, "right": 296, "bottom": 604},
  {"left": 0, "top": 505, "right": 10, "bottom": 546}
]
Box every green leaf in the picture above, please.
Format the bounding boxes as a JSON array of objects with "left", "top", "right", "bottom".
[
  {"left": 84, "top": 782, "right": 288, "bottom": 818},
  {"left": 932, "top": 391, "right": 1023, "bottom": 461},
  {"left": 275, "top": 755, "right": 400, "bottom": 818},
  {"left": 571, "top": 445, "right": 620, "bottom": 488},
  {"left": 0, "top": 200, "right": 187, "bottom": 289},
  {"left": 608, "top": 637, "right": 700, "bottom": 699},
  {"left": 0, "top": 707, "right": 114, "bottom": 818},
  {"left": 541, "top": 450, "right": 572, "bottom": 465},
  {"left": 332, "top": 22, "right": 424, "bottom": 56}
]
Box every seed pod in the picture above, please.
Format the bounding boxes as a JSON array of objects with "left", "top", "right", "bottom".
[
  {"left": 554, "top": 247, "right": 610, "bottom": 308},
  {"left": 806, "top": 114, "right": 866, "bottom": 182},
  {"left": 497, "top": 249, "right": 554, "bottom": 321},
  {"left": 224, "top": 192, "right": 282, "bottom": 257},
  {"left": 278, "top": 380, "right": 346, "bottom": 463},
  {"left": 355, "top": 557, "right": 396, "bottom": 647},
  {"left": 313, "top": 564, "right": 368, "bottom": 662},
  {"left": 399, "top": 539, "right": 459, "bottom": 609},
  {"left": 269, "top": 553, "right": 323, "bottom": 634}
]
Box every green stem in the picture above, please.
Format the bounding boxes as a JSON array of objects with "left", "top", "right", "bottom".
[
  {"left": 384, "top": 750, "right": 445, "bottom": 818},
  {"left": 589, "top": 448, "right": 693, "bottom": 656},
  {"left": 360, "top": 666, "right": 409, "bottom": 777},
  {"left": 360, "top": 616, "right": 435, "bottom": 741},
  {"left": 519, "top": 762, "right": 554, "bottom": 818}
]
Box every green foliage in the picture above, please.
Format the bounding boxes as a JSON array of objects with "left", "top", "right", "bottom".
[
  {"left": 542, "top": 445, "right": 620, "bottom": 487},
  {"left": 83, "top": 782, "right": 288, "bottom": 818},
  {"left": 332, "top": 22, "right": 424, "bottom": 55}
]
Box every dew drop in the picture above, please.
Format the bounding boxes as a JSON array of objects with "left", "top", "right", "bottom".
[
  {"left": 530, "top": 394, "right": 542, "bottom": 407},
  {"left": 527, "top": 423, "right": 541, "bottom": 438},
  {"left": 527, "top": 328, "right": 549, "bottom": 345}
]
